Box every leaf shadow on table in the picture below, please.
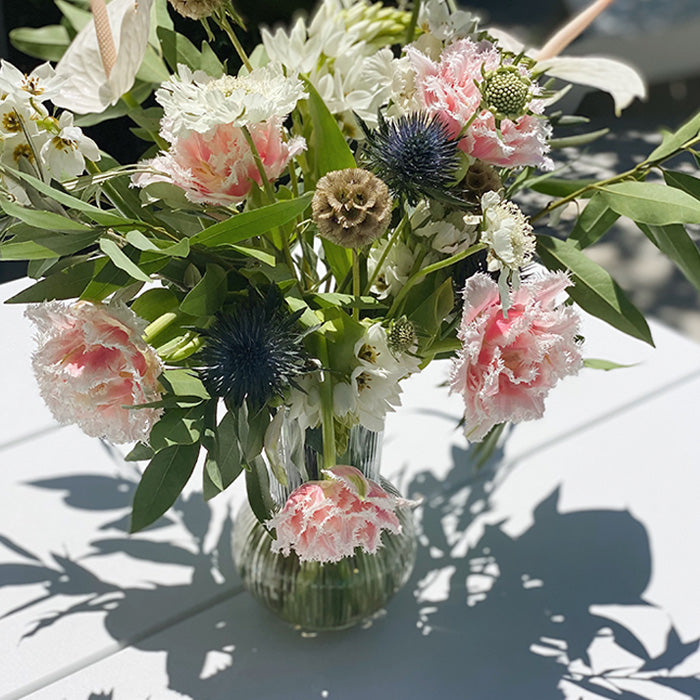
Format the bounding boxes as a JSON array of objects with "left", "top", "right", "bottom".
[{"left": 2, "top": 440, "right": 700, "bottom": 700}]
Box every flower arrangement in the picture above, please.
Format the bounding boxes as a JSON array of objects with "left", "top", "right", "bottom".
[{"left": 2, "top": 0, "right": 700, "bottom": 568}]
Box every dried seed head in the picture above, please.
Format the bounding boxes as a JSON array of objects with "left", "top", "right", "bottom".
[
  {"left": 312, "top": 168, "right": 392, "bottom": 249},
  {"left": 168, "top": 0, "right": 227, "bottom": 20},
  {"left": 462, "top": 161, "right": 502, "bottom": 202}
]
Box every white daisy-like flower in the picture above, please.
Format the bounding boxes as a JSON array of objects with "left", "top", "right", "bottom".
[
  {"left": 350, "top": 323, "right": 418, "bottom": 431},
  {"left": 477, "top": 190, "right": 536, "bottom": 309},
  {"left": 156, "top": 63, "right": 307, "bottom": 140},
  {"left": 40, "top": 112, "right": 101, "bottom": 180},
  {"left": 0, "top": 60, "right": 65, "bottom": 105},
  {"left": 414, "top": 203, "right": 480, "bottom": 255},
  {"left": 367, "top": 239, "right": 416, "bottom": 299}
]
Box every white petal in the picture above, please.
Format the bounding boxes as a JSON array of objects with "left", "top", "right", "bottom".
[
  {"left": 536, "top": 55, "right": 646, "bottom": 115},
  {"left": 54, "top": 0, "right": 154, "bottom": 114}
]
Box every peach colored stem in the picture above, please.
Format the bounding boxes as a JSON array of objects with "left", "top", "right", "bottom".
[
  {"left": 536, "top": 0, "right": 615, "bottom": 60},
  {"left": 89, "top": 0, "right": 117, "bottom": 78}
]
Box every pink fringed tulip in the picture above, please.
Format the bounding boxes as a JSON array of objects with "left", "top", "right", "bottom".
[
  {"left": 267, "top": 465, "right": 404, "bottom": 563},
  {"left": 134, "top": 118, "right": 305, "bottom": 206},
  {"left": 26, "top": 301, "right": 163, "bottom": 444},
  {"left": 408, "top": 40, "right": 553, "bottom": 170},
  {"left": 450, "top": 272, "right": 582, "bottom": 441}
]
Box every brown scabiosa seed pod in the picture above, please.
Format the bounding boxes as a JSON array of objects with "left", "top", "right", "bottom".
[
  {"left": 462, "top": 161, "right": 502, "bottom": 203},
  {"left": 312, "top": 168, "right": 392, "bottom": 249},
  {"left": 167, "top": 0, "right": 227, "bottom": 20}
]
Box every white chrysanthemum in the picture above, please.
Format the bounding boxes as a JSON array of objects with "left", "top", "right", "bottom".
[
  {"left": 40, "top": 112, "right": 100, "bottom": 181},
  {"left": 367, "top": 239, "right": 416, "bottom": 299},
  {"left": 156, "top": 63, "right": 307, "bottom": 140},
  {"left": 350, "top": 323, "right": 419, "bottom": 431}
]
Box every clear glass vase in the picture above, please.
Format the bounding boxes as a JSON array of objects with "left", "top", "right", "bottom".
[{"left": 232, "top": 423, "right": 417, "bottom": 631}]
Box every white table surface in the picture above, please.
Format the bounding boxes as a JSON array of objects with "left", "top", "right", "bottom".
[{"left": 2, "top": 276, "right": 700, "bottom": 700}]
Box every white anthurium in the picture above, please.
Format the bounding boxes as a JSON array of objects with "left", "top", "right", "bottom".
[
  {"left": 489, "top": 0, "right": 647, "bottom": 117},
  {"left": 53, "top": 0, "right": 155, "bottom": 114}
]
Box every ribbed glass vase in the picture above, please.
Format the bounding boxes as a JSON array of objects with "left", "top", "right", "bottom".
[{"left": 232, "top": 423, "right": 417, "bottom": 631}]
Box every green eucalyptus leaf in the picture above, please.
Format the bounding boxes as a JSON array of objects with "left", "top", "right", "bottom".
[
  {"left": 646, "top": 112, "right": 700, "bottom": 162},
  {"left": 180, "top": 264, "right": 227, "bottom": 315},
  {"left": 663, "top": 170, "right": 700, "bottom": 200},
  {"left": 583, "top": 358, "right": 637, "bottom": 371},
  {"left": 5, "top": 258, "right": 101, "bottom": 303},
  {"left": 0, "top": 197, "right": 93, "bottom": 232},
  {"left": 0, "top": 230, "right": 99, "bottom": 260},
  {"left": 99, "top": 239, "right": 152, "bottom": 282},
  {"left": 157, "top": 26, "right": 203, "bottom": 72},
  {"left": 55, "top": 0, "right": 91, "bottom": 31},
  {"left": 548, "top": 128, "right": 609, "bottom": 149},
  {"left": 321, "top": 238, "right": 353, "bottom": 285},
  {"left": 537, "top": 235, "right": 653, "bottom": 346},
  {"left": 125, "top": 442, "right": 156, "bottom": 462},
  {"left": 189, "top": 194, "right": 312, "bottom": 247},
  {"left": 569, "top": 192, "right": 620, "bottom": 248},
  {"left": 599, "top": 182, "right": 700, "bottom": 226},
  {"left": 230, "top": 244, "right": 276, "bottom": 266},
  {"left": 203, "top": 412, "right": 244, "bottom": 500},
  {"left": 130, "top": 443, "right": 200, "bottom": 532},
  {"left": 529, "top": 177, "right": 597, "bottom": 198},
  {"left": 637, "top": 223, "right": 700, "bottom": 293}
]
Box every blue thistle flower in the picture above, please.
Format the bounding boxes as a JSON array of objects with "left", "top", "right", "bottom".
[
  {"left": 196, "top": 291, "right": 309, "bottom": 408},
  {"left": 360, "top": 112, "right": 461, "bottom": 205}
]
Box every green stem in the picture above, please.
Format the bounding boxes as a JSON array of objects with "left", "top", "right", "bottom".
[
  {"left": 241, "top": 126, "right": 275, "bottom": 203},
  {"left": 352, "top": 249, "right": 360, "bottom": 322},
  {"left": 531, "top": 133, "right": 700, "bottom": 224},
  {"left": 405, "top": 0, "right": 421, "bottom": 44},
  {"left": 388, "top": 242, "right": 487, "bottom": 317},
  {"left": 218, "top": 13, "right": 253, "bottom": 72},
  {"left": 365, "top": 212, "right": 408, "bottom": 294},
  {"left": 318, "top": 333, "right": 336, "bottom": 472}
]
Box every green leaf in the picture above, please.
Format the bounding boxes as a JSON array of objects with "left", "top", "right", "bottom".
[
  {"left": 548, "top": 128, "right": 609, "bottom": 149},
  {"left": 301, "top": 76, "right": 356, "bottom": 178},
  {"left": 159, "top": 369, "right": 210, "bottom": 400},
  {"left": 180, "top": 264, "right": 227, "bottom": 315},
  {"left": 663, "top": 169, "right": 700, "bottom": 200},
  {"left": 245, "top": 456, "right": 275, "bottom": 525},
  {"left": 130, "top": 288, "right": 179, "bottom": 321},
  {"left": 189, "top": 194, "right": 312, "bottom": 247},
  {"left": 537, "top": 235, "right": 654, "bottom": 346},
  {"left": 149, "top": 404, "right": 206, "bottom": 451},
  {"left": 407, "top": 277, "right": 454, "bottom": 339},
  {"left": 583, "top": 358, "right": 637, "bottom": 371},
  {"left": 321, "top": 238, "right": 353, "bottom": 285},
  {"left": 5, "top": 259, "right": 100, "bottom": 303},
  {"left": 311, "top": 292, "right": 384, "bottom": 309},
  {"left": 99, "top": 239, "right": 152, "bottom": 282},
  {"left": 203, "top": 412, "right": 244, "bottom": 499},
  {"left": 10, "top": 25, "right": 70, "bottom": 61},
  {"left": 637, "top": 223, "right": 700, "bottom": 293},
  {"left": 130, "top": 443, "right": 200, "bottom": 532},
  {"left": 125, "top": 442, "right": 155, "bottom": 462},
  {"left": 157, "top": 26, "right": 203, "bottom": 73},
  {"left": 9, "top": 169, "right": 127, "bottom": 226},
  {"left": 646, "top": 112, "right": 700, "bottom": 162},
  {"left": 529, "top": 177, "right": 598, "bottom": 199},
  {"left": 230, "top": 244, "right": 276, "bottom": 266},
  {"left": 135, "top": 44, "right": 170, "bottom": 84},
  {"left": 0, "top": 230, "right": 99, "bottom": 260},
  {"left": 599, "top": 182, "right": 700, "bottom": 226},
  {"left": 0, "top": 197, "right": 93, "bottom": 232},
  {"left": 200, "top": 41, "right": 224, "bottom": 77},
  {"left": 569, "top": 192, "right": 620, "bottom": 248},
  {"left": 55, "top": 0, "right": 91, "bottom": 31}
]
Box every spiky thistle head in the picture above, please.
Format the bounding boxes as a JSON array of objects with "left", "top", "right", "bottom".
[
  {"left": 195, "top": 290, "right": 309, "bottom": 408},
  {"left": 360, "top": 112, "right": 461, "bottom": 205}
]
